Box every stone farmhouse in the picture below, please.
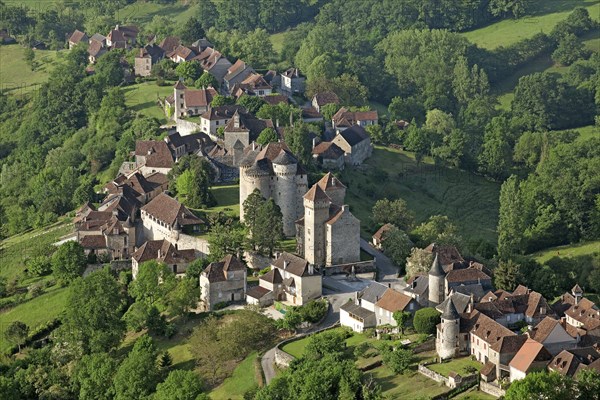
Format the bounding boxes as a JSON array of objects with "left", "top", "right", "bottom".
[
  {"left": 239, "top": 142, "right": 308, "bottom": 236},
  {"left": 246, "top": 252, "right": 322, "bottom": 306},
  {"left": 68, "top": 29, "right": 88, "bottom": 49},
  {"left": 223, "top": 110, "right": 274, "bottom": 154},
  {"left": 311, "top": 92, "right": 339, "bottom": 113},
  {"left": 553, "top": 285, "right": 600, "bottom": 346},
  {"left": 134, "top": 140, "right": 175, "bottom": 176},
  {"left": 140, "top": 193, "right": 205, "bottom": 241},
  {"left": 372, "top": 223, "right": 396, "bottom": 249},
  {"left": 200, "top": 255, "right": 247, "bottom": 310},
  {"left": 132, "top": 239, "right": 196, "bottom": 278},
  {"left": 76, "top": 209, "right": 136, "bottom": 261},
  {"left": 331, "top": 125, "right": 373, "bottom": 165},
  {"left": 199, "top": 105, "right": 246, "bottom": 137},
  {"left": 331, "top": 107, "right": 378, "bottom": 133},
  {"left": 341, "top": 282, "right": 420, "bottom": 333},
  {"left": 311, "top": 141, "right": 345, "bottom": 171},
  {"left": 223, "top": 59, "right": 255, "bottom": 94},
  {"left": 508, "top": 338, "right": 553, "bottom": 382},
  {"left": 134, "top": 43, "right": 165, "bottom": 77},
  {"left": 195, "top": 47, "right": 232, "bottom": 82},
  {"left": 548, "top": 346, "right": 600, "bottom": 378},
  {"left": 170, "top": 81, "right": 218, "bottom": 119},
  {"left": 295, "top": 173, "right": 360, "bottom": 267}
]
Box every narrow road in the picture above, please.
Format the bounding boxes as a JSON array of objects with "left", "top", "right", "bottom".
[{"left": 360, "top": 238, "right": 406, "bottom": 290}]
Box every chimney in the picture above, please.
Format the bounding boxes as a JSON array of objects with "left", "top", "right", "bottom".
[
  {"left": 115, "top": 24, "right": 120, "bottom": 31},
  {"left": 308, "top": 264, "right": 314, "bottom": 275},
  {"left": 158, "top": 249, "right": 162, "bottom": 259},
  {"left": 312, "top": 137, "right": 317, "bottom": 149},
  {"left": 283, "top": 260, "right": 289, "bottom": 270}
]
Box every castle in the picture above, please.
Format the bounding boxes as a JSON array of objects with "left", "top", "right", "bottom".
[
  {"left": 295, "top": 173, "right": 361, "bottom": 267},
  {"left": 239, "top": 142, "right": 308, "bottom": 236}
]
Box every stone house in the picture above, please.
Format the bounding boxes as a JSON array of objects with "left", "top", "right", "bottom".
[
  {"left": 331, "top": 125, "right": 373, "bottom": 165},
  {"left": 528, "top": 316, "right": 578, "bottom": 355},
  {"left": 484, "top": 335, "right": 528, "bottom": 382},
  {"left": 87, "top": 40, "right": 106, "bottom": 64},
  {"left": 134, "top": 140, "right": 175, "bottom": 175},
  {"left": 168, "top": 45, "right": 196, "bottom": 63},
  {"left": 311, "top": 92, "right": 339, "bottom": 113},
  {"left": 172, "top": 81, "right": 217, "bottom": 118},
  {"left": 295, "top": 173, "right": 360, "bottom": 267},
  {"left": 553, "top": 285, "right": 600, "bottom": 346},
  {"left": 164, "top": 131, "right": 214, "bottom": 161},
  {"left": 223, "top": 110, "right": 274, "bottom": 154},
  {"left": 104, "top": 171, "right": 168, "bottom": 205},
  {"left": 195, "top": 47, "right": 232, "bottom": 82},
  {"left": 199, "top": 105, "right": 246, "bottom": 138},
  {"left": 231, "top": 73, "right": 272, "bottom": 98},
  {"left": 301, "top": 107, "right": 324, "bottom": 123},
  {"left": 159, "top": 36, "right": 181, "bottom": 54},
  {"left": 312, "top": 141, "right": 345, "bottom": 171},
  {"left": 509, "top": 338, "right": 553, "bottom": 382},
  {"left": 548, "top": 346, "right": 600, "bottom": 377},
  {"left": 223, "top": 59, "right": 255, "bottom": 94},
  {"left": 402, "top": 274, "right": 429, "bottom": 307},
  {"left": 331, "top": 107, "right": 378, "bottom": 132},
  {"left": 239, "top": 142, "right": 307, "bottom": 236},
  {"left": 132, "top": 239, "right": 196, "bottom": 278},
  {"left": 246, "top": 252, "right": 322, "bottom": 306},
  {"left": 134, "top": 44, "right": 165, "bottom": 77},
  {"left": 374, "top": 288, "right": 420, "bottom": 326},
  {"left": 280, "top": 68, "right": 305, "bottom": 96},
  {"left": 372, "top": 223, "right": 395, "bottom": 249},
  {"left": 106, "top": 25, "right": 138, "bottom": 50},
  {"left": 68, "top": 30, "right": 88, "bottom": 49},
  {"left": 78, "top": 213, "right": 135, "bottom": 261},
  {"left": 200, "top": 255, "right": 247, "bottom": 310},
  {"left": 140, "top": 193, "right": 205, "bottom": 241}
]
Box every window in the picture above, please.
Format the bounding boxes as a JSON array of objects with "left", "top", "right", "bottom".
[{"left": 180, "top": 94, "right": 183, "bottom": 99}]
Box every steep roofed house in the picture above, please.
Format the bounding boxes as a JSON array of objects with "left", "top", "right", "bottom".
[
  {"left": 311, "top": 141, "right": 345, "bottom": 171},
  {"left": 135, "top": 140, "right": 175, "bottom": 175},
  {"left": 263, "top": 94, "right": 289, "bottom": 106},
  {"left": 486, "top": 335, "right": 528, "bottom": 382},
  {"left": 402, "top": 274, "right": 429, "bottom": 307},
  {"left": 509, "top": 338, "right": 553, "bottom": 382},
  {"left": 246, "top": 252, "right": 322, "bottom": 306},
  {"left": 223, "top": 110, "right": 274, "bottom": 154},
  {"left": 331, "top": 107, "right": 378, "bottom": 132},
  {"left": 134, "top": 43, "right": 165, "bottom": 76},
  {"left": 340, "top": 300, "right": 377, "bottom": 333},
  {"left": 280, "top": 68, "right": 305, "bottom": 96},
  {"left": 76, "top": 209, "right": 136, "bottom": 261},
  {"left": 140, "top": 193, "right": 205, "bottom": 241},
  {"left": 164, "top": 131, "right": 214, "bottom": 160},
  {"left": 553, "top": 285, "right": 600, "bottom": 346},
  {"left": 68, "top": 29, "right": 88, "bottom": 49},
  {"left": 445, "top": 268, "right": 493, "bottom": 296},
  {"left": 104, "top": 171, "right": 168, "bottom": 205},
  {"left": 132, "top": 239, "right": 197, "bottom": 278},
  {"left": 468, "top": 311, "right": 516, "bottom": 364},
  {"left": 200, "top": 255, "right": 247, "bottom": 310},
  {"left": 548, "top": 346, "right": 600, "bottom": 377},
  {"left": 191, "top": 38, "right": 214, "bottom": 52},
  {"left": 159, "top": 36, "right": 181, "bottom": 54},
  {"left": 231, "top": 73, "right": 272, "bottom": 98},
  {"left": 106, "top": 24, "right": 138, "bottom": 49},
  {"left": 311, "top": 92, "right": 339, "bottom": 113},
  {"left": 223, "top": 59, "right": 255, "bottom": 94},
  {"left": 199, "top": 105, "right": 246, "bottom": 137},
  {"left": 374, "top": 288, "right": 420, "bottom": 326},
  {"left": 87, "top": 40, "right": 106, "bottom": 64},
  {"left": 301, "top": 107, "right": 324, "bottom": 123},
  {"left": 331, "top": 125, "right": 373, "bottom": 165},
  {"left": 195, "top": 47, "right": 232, "bottom": 82},
  {"left": 172, "top": 81, "right": 217, "bottom": 118},
  {"left": 168, "top": 45, "right": 196, "bottom": 63},
  {"left": 528, "top": 316, "right": 578, "bottom": 355}
]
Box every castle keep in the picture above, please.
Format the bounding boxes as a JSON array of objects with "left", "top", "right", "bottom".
[{"left": 239, "top": 142, "right": 308, "bottom": 236}]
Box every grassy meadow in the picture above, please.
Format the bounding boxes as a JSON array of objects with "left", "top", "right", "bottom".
[
  {"left": 0, "top": 44, "right": 65, "bottom": 95},
  {"left": 532, "top": 240, "right": 600, "bottom": 264},
  {"left": 340, "top": 146, "right": 501, "bottom": 244},
  {"left": 122, "top": 82, "right": 175, "bottom": 124},
  {"left": 462, "top": 0, "right": 600, "bottom": 49}
]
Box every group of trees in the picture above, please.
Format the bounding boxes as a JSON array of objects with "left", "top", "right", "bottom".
[
  {"left": 168, "top": 155, "right": 216, "bottom": 209},
  {"left": 504, "top": 370, "right": 600, "bottom": 400}
]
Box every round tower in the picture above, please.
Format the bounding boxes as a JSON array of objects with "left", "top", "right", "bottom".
[
  {"left": 437, "top": 299, "right": 460, "bottom": 360},
  {"left": 428, "top": 252, "right": 446, "bottom": 306},
  {"left": 303, "top": 184, "right": 331, "bottom": 267},
  {"left": 240, "top": 160, "right": 270, "bottom": 221},
  {"left": 272, "top": 150, "right": 298, "bottom": 237}
]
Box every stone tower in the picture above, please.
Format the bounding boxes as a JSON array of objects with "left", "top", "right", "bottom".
[
  {"left": 303, "top": 184, "right": 331, "bottom": 267},
  {"left": 317, "top": 172, "right": 346, "bottom": 206},
  {"left": 272, "top": 149, "right": 298, "bottom": 236},
  {"left": 437, "top": 299, "right": 460, "bottom": 360},
  {"left": 428, "top": 252, "right": 446, "bottom": 306},
  {"left": 572, "top": 284, "right": 583, "bottom": 305},
  {"left": 239, "top": 158, "right": 271, "bottom": 221},
  {"left": 174, "top": 80, "right": 186, "bottom": 119}
]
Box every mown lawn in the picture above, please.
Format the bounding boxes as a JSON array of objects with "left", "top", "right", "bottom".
[
  {"left": 461, "top": 0, "right": 600, "bottom": 49},
  {"left": 209, "top": 352, "right": 259, "bottom": 400},
  {"left": 532, "top": 240, "right": 600, "bottom": 264},
  {"left": 454, "top": 389, "right": 497, "bottom": 399},
  {"left": 208, "top": 184, "right": 240, "bottom": 217},
  {"left": 427, "top": 356, "right": 482, "bottom": 377},
  {"left": 340, "top": 146, "right": 500, "bottom": 244},
  {"left": 368, "top": 366, "right": 448, "bottom": 399},
  {"left": 0, "top": 285, "right": 69, "bottom": 354},
  {"left": 122, "top": 82, "right": 175, "bottom": 124},
  {"left": 116, "top": 1, "right": 198, "bottom": 25},
  {"left": 0, "top": 221, "right": 73, "bottom": 280},
  {"left": 281, "top": 328, "right": 376, "bottom": 359},
  {"left": 0, "top": 44, "right": 65, "bottom": 95}
]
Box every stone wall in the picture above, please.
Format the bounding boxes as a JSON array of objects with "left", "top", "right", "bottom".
[
  {"left": 418, "top": 364, "right": 478, "bottom": 390},
  {"left": 323, "top": 260, "right": 376, "bottom": 276},
  {"left": 480, "top": 381, "right": 505, "bottom": 398},
  {"left": 176, "top": 233, "right": 209, "bottom": 255},
  {"left": 176, "top": 118, "right": 203, "bottom": 136},
  {"left": 418, "top": 364, "right": 447, "bottom": 385}
]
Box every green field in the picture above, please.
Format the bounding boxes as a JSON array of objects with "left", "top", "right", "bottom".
[
  {"left": 208, "top": 184, "right": 240, "bottom": 217},
  {"left": 209, "top": 352, "right": 260, "bottom": 400},
  {"left": 112, "top": 2, "right": 197, "bottom": 25},
  {"left": 0, "top": 44, "right": 65, "bottom": 95},
  {"left": 427, "top": 357, "right": 482, "bottom": 377},
  {"left": 462, "top": 0, "right": 600, "bottom": 49},
  {"left": 122, "top": 82, "right": 174, "bottom": 123},
  {"left": 369, "top": 366, "right": 448, "bottom": 399},
  {"left": 532, "top": 240, "right": 600, "bottom": 264},
  {"left": 454, "top": 389, "right": 497, "bottom": 399},
  {"left": 270, "top": 31, "right": 288, "bottom": 54},
  {"left": 341, "top": 146, "right": 501, "bottom": 244},
  {"left": 0, "top": 221, "right": 73, "bottom": 280},
  {"left": 0, "top": 285, "right": 69, "bottom": 354}
]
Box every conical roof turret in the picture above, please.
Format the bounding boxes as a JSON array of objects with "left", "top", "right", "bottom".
[
  {"left": 429, "top": 252, "right": 445, "bottom": 277},
  {"left": 442, "top": 298, "right": 460, "bottom": 320}
]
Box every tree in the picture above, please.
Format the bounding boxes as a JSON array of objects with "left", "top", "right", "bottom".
[
  {"left": 284, "top": 123, "right": 315, "bottom": 166},
  {"left": 505, "top": 371, "right": 575, "bottom": 400},
  {"left": 5, "top": 321, "right": 29, "bottom": 353},
  {"left": 382, "top": 228, "right": 413, "bottom": 273},
  {"left": 195, "top": 71, "right": 218, "bottom": 89},
  {"left": 207, "top": 221, "right": 247, "bottom": 261},
  {"left": 412, "top": 215, "right": 460, "bottom": 248},
  {"left": 405, "top": 247, "right": 434, "bottom": 278},
  {"left": 94, "top": 50, "right": 125, "bottom": 87},
  {"left": 321, "top": 103, "right": 340, "bottom": 121},
  {"left": 72, "top": 353, "right": 117, "bottom": 400},
  {"left": 388, "top": 96, "right": 425, "bottom": 125},
  {"left": 243, "top": 190, "right": 284, "bottom": 255},
  {"left": 154, "top": 370, "right": 204, "bottom": 400},
  {"left": 413, "top": 307, "right": 440, "bottom": 334},
  {"left": 372, "top": 198, "right": 415, "bottom": 231},
  {"left": 129, "top": 261, "right": 176, "bottom": 306},
  {"left": 257, "top": 103, "right": 302, "bottom": 127},
  {"left": 278, "top": 308, "right": 303, "bottom": 331},
  {"left": 23, "top": 47, "right": 35, "bottom": 71},
  {"left": 178, "top": 16, "right": 205, "bottom": 44},
  {"left": 113, "top": 335, "right": 161, "bottom": 400},
  {"left": 552, "top": 34, "right": 589, "bottom": 66},
  {"left": 61, "top": 268, "right": 125, "bottom": 354},
  {"left": 123, "top": 301, "right": 153, "bottom": 332},
  {"left": 304, "top": 330, "right": 347, "bottom": 360},
  {"left": 576, "top": 368, "right": 600, "bottom": 400},
  {"left": 489, "top": 0, "right": 531, "bottom": 18},
  {"left": 392, "top": 311, "right": 411, "bottom": 335},
  {"left": 237, "top": 95, "right": 266, "bottom": 114},
  {"left": 331, "top": 73, "right": 369, "bottom": 106},
  {"left": 211, "top": 94, "right": 235, "bottom": 107},
  {"left": 185, "top": 258, "right": 209, "bottom": 284},
  {"left": 256, "top": 127, "right": 278, "bottom": 145},
  {"left": 382, "top": 348, "right": 413, "bottom": 373},
  {"left": 366, "top": 124, "right": 385, "bottom": 144},
  {"left": 51, "top": 241, "right": 86, "bottom": 284},
  {"left": 189, "top": 315, "right": 231, "bottom": 384},
  {"left": 167, "top": 277, "right": 199, "bottom": 319},
  {"left": 170, "top": 156, "right": 215, "bottom": 208},
  {"left": 494, "top": 260, "right": 524, "bottom": 291},
  {"left": 497, "top": 176, "right": 526, "bottom": 259},
  {"left": 175, "top": 61, "right": 202, "bottom": 83}
]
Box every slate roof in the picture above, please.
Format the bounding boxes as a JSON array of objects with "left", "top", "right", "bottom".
[
  {"left": 260, "top": 268, "right": 283, "bottom": 284},
  {"left": 200, "top": 105, "right": 245, "bottom": 121},
  {"left": 246, "top": 285, "right": 271, "bottom": 299},
  {"left": 341, "top": 301, "right": 375, "bottom": 321},
  {"left": 263, "top": 95, "right": 289, "bottom": 106},
  {"left": 429, "top": 253, "right": 446, "bottom": 277},
  {"left": 441, "top": 297, "right": 460, "bottom": 320},
  {"left": 360, "top": 282, "right": 389, "bottom": 304},
  {"left": 437, "top": 292, "right": 472, "bottom": 315},
  {"left": 282, "top": 68, "right": 302, "bottom": 78},
  {"left": 159, "top": 36, "right": 180, "bottom": 53},
  {"left": 273, "top": 252, "right": 311, "bottom": 277},
  {"left": 490, "top": 334, "right": 528, "bottom": 354},
  {"left": 375, "top": 289, "right": 414, "bottom": 313},
  {"left": 404, "top": 274, "right": 429, "bottom": 296},
  {"left": 336, "top": 125, "right": 370, "bottom": 146},
  {"left": 303, "top": 184, "right": 330, "bottom": 202},
  {"left": 141, "top": 193, "right": 203, "bottom": 227}
]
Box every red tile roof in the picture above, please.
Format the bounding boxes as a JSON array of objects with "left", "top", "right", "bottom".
[
  {"left": 509, "top": 338, "right": 553, "bottom": 373},
  {"left": 375, "top": 289, "right": 415, "bottom": 313}
]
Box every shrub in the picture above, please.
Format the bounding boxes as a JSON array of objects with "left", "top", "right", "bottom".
[
  {"left": 214, "top": 301, "right": 229, "bottom": 310},
  {"left": 413, "top": 307, "right": 441, "bottom": 334},
  {"left": 27, "top": 283, "right": 44, "bottom": 298},
  {"left": 383, "top": 348, "right": 413, "bottom": 374},
  {"left": 297, "top": 299, "right": 328, "bottom": 323},
  {"left": 354, "top": 341, "right": 370, "bottom": 358}
]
